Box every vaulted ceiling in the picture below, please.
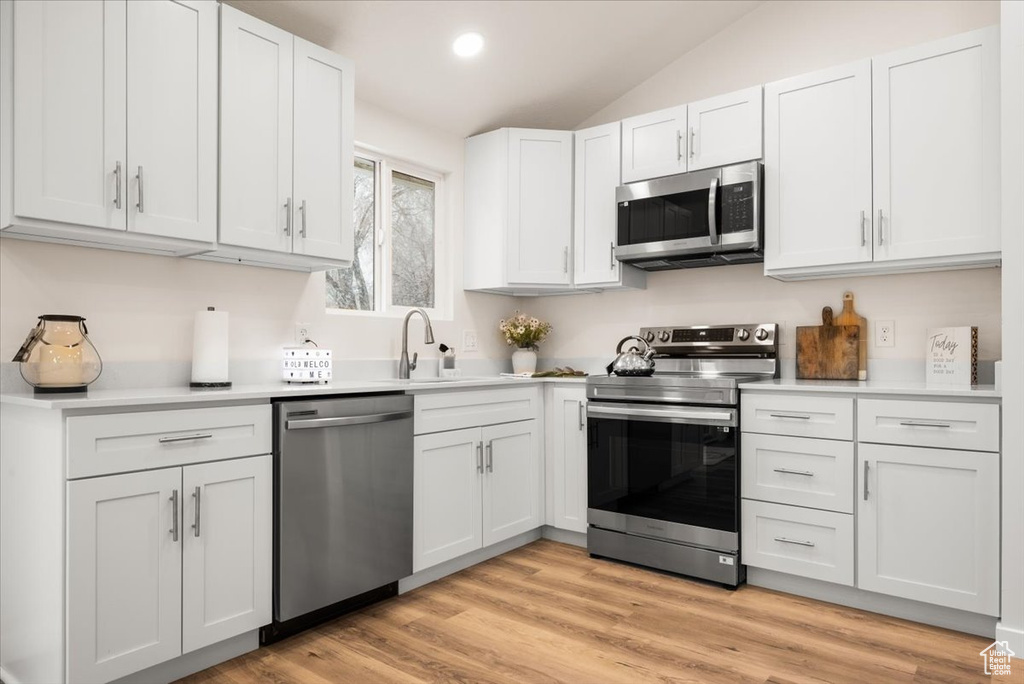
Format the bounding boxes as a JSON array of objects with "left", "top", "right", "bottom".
[{"left": 225, "top": 0, "right": 763, "bottom": 137}]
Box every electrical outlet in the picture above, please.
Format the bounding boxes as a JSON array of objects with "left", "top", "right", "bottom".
[
  {"left": 294, "top": 323, "right": 314, "bottom": 346},
  {"left": 875, "top": 320, "right": 895, "bottom": 348},
  {"left": 462, "top": 329, "right": 479, "bottom": 352}
]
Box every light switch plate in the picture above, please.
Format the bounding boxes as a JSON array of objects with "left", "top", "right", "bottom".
[{"left": 462, "top": 329, "right": 479, "bottom": 352}]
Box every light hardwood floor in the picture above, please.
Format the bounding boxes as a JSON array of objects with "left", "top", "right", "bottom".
[{"left": 177, "top": 540, "right": 1018, "bottom": 684}]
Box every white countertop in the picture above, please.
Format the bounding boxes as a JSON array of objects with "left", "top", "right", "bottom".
[
  {"left": 739, "top": 378, "right": 1001, "bottom": 399},
  {"left": 0, "top": 375, "right": 588, "bottom": 411}
]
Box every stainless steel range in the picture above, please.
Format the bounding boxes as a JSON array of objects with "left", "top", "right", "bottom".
[{"left": 586, "top": 323, "right": 779, "bottom": 586}]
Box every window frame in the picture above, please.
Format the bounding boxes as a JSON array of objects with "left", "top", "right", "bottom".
[{"left": 326, "top": 146, "right": 450, "bottom": 320}]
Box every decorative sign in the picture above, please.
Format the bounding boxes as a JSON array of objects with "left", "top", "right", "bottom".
[
  {"left": 926, "top": 327, "right": 978, "bottom": 386},
  {"left": 283, "top": 347, "right": 333, "bottom": 384}
]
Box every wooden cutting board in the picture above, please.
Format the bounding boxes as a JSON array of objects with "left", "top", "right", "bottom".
[
  {"left": 834, "top": 291, "right": 868, "bottom": 380},
  {"left": 796, "top": 307, "right": 860, "bottom": 380}
]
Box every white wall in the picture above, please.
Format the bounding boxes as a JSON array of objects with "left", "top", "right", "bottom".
[
  {"left": 0, "top": 98, "right": 514, "bottom": 371},
  {"left": 531, "top": 0, "right": 1002, "bottom": 370}
]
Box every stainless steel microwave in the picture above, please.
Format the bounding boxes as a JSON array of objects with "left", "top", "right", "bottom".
[{"left": 615, "top": 161, "right": 762, "bottom": 271}]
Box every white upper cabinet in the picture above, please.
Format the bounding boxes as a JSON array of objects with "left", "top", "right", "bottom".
[
  {"left": 12, "top": 0, "right": 126, "bottom": 231},
  {"left": 872, "top": 27, "right": 1000, "bottom": 262},
  {"left": 126, "top": 0, "right": 217, "bottom": 243},
  {"left": 764, "top": 61, "right": 874, "bottom": 272},
  {"left": 292, "top": 38, "right": 354, "bottom": 262},
  {"left": 464, "top": 128, "right": 573, "bottom": 293},
  {"left": 573, "top": 123, "right": 645, "bottom": 289},
  {"left": 687, "top": 85, "right": 763, "bottom": 171},
  {"left": 219, "top": 5, "right": 293, "bottom": 253},
  {"left": 620, "top": 105, "right": 688, "bottom": 182},
  {"left": 213, "top": 8, "right": 354, "bottom": 270}
]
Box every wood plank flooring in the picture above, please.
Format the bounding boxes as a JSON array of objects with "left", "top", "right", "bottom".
[{"left": 177, "top": 540, "right": 1019, "bottom": 684}]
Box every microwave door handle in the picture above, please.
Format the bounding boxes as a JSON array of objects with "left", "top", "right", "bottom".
[{"left": 707, "top": 177, "right": 719, "bottom": 245}]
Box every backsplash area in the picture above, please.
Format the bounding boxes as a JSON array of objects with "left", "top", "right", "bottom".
[{"left": 527, "top": 263, "right": 1002, "bottom": 381}]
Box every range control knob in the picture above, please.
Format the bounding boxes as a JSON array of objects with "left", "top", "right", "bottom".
[
  {"left": 644, "top": 330, "right": 656, "bottom": 343},
  {"left": 658, "top": 330, "right": 671, "bottom": 342},
  {"left": 755, "top": 327, "right": 770, "bottom": 341},
  {"left": 736, "top": 328, "right": 750, "bottom": 341}
]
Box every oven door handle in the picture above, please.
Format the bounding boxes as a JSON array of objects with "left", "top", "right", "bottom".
[{"left": 587, "top": 402, "right": 737, "bottom": 427}]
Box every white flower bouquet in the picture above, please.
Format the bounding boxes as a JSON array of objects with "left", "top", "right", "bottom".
[{"left": 498, "top": 311, "right": 552, "bottom": 350}]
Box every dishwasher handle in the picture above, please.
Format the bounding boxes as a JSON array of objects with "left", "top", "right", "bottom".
[{"left": 285, "top": 410, "right": 412, "bottom": 430}]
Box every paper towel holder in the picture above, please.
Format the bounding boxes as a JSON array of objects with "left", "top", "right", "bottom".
[{"left": 190, "top": 306, "right": 232, "bottom": 390}]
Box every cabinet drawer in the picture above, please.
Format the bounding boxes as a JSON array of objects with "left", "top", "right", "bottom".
[
  {"left": 741, "top": 394, "right": 853, "bottom": 440},
  {"left": 414, "top": 387, "right": 539, "bottom": 435},
  {"left": 858, "top": 399, "right": 999, "bottom": 452},
  {"left": 741, "top": 434, "right": 854, "bottom": 513},
  {"left": 741, "top": 500, "right": 854, "bottom": 585},
  {"left": 67, "top": 404, "right": 272, "bottom": 479}
]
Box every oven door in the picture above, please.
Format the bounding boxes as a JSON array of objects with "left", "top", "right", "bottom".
[
  {"left": 587, "top": 401, "right": 739, "bottom": 552},
  {"left": 615, "top": 161, "right": 761, "bottom": 262}
]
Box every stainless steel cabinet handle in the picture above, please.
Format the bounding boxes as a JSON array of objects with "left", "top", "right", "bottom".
[
  {"left": 191, "top": 486, "right": 201, "bottom": 538},
  {"left": 768, "top": 413, "right": 811, "bottom": 420},
  {"left": 707, "top": 177, "right": 719, "bottom": 245},
  {"left": 774, "top": 536, "right": 815, "bottom": 548},
  {"left": 486, "top": 441, "right": 493, "bottom": 473},
  {"left": 476, "top": 442, "right": 483, "bottom": 473},
  {"left": 286, "top": 411, "right": 413, "bottom": 430},
  {"left": 899, "top": 421, "right": 952, "bottom": 428},
  {"left": 114, "top": 162, "right": 122, "bottom": 209},
  {"left": 689, "top": 127, "right": 696, "bottom": 159},
  {"left": 610, "top": 242, "right": 616, "bottom": 270},
  {"left": 863, "top": 460, "right": 870, "bottom": 501},
  {"left": 158, "top": 433, "right": 213, "bottom": 444},
  {"left": 170, "top": 489, "right": 179, "bottom": 542},
  {"left": 877, "top": 209, "right": 884, "bottom": 245},
  {"left": 860, "top": 210, "right": 867, "bottom": 246},
  {"left": 284, "top": 197, "right": 292, "bottom": 236},
  {"left": 773, "top": 468, "right": 814, "bottom": 477},
  {"left": 136, "top": 166, "right": 144, "bottom": 213},
  {"left": 676, "top": 130, "right": 683, "bottom": 161},
  {"left": 299, "top": 200, "right": 307, "bottom": 238},
  {"left": 578, "top": 401, "right": 585, "bottom": 430},
  {"left": 563, "top": 246, "right": 569, "bottom": 274}
]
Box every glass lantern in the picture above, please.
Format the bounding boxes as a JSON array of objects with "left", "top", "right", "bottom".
[{"left": 13, "top": 315, "right": 103, "bottom": 393}]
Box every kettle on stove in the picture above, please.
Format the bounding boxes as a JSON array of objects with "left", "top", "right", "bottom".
[{"left": 606, "top": 335, "right": 656, "bottom": 377}]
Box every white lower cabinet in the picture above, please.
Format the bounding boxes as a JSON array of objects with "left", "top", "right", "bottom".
[
  {"left": 414, "top": 418, "right": 541, "bottom": 573},
  {"left": 857, "top": 443, "right": 1000, "bottom": 616},
  {"left": 546, "top": 386, "right": 588, "bottom": 533},
  {"left": 68, "top": 468, "right": 183, "bottom": 684}
]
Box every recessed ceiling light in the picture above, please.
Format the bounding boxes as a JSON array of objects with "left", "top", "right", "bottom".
[{"left": 452, "top": 32, "right": 484, "bottom": 58}]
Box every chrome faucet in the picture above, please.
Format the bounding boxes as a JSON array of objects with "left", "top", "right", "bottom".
[{"left": 399, "top": 308, "right": 435, "bottom": 379}]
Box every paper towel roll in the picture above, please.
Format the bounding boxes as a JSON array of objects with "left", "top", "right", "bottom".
[{"left": 191, "top": 307, "right": 230, "bottom": 386}]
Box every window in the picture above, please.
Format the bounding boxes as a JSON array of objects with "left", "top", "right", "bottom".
[{"left": 326, "top": 151, "right": 447, "bottom": 316}]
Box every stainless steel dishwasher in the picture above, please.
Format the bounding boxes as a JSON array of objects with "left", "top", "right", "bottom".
[{"left": 271, "top": 394, "right": 413, "bottom": 635}]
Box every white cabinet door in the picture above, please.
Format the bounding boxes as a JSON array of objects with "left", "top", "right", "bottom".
[
  {"left": 126, "top": 0, "right": 217, "bottom": 243},
  {"left": 292, "top": 37, "right": 354, "bottom": 262},
  {"left": 688, "top": 85, "right": 763, "bottom": 171},
  {"left": 764, "top": 61, "right": 873, "bottom": 272},
  {"left": 67, "top": 468, "right": 182, "bottom": 683},
  {"left": 506, "top": 129, "right": 573, "bottom": 285},
  {"left": 620, "top": 105, "right": 687, "bottom": 182},
  {"left": 857, "top": 444, "right": 999, "bottom": 616},
  {"left": 574, "top": 123, "right": 622, "bottom": 286},
  {"left": 182, "top": 454, "right": 272, "bottom": 654},
  {"left": 873, "top": 27, "right": 1000, "bottom": 262},
  {"left": 219, "top": 5, "right": 293, "bottom": 253},
  {"left": 482, "top": 420, "right": 541, "bottom": 546},
  {"left": 413, "top": 428, "right": 483, "bottom": 572},
  {"left": 549, "top": 387, "right": 588, "bottom": 533},
  {"left": 12, "top": 0, "right": 126, "bottom": 230}
]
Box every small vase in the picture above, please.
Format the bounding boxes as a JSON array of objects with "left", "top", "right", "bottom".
[{"left": 512, "top": 348, "right": 537, "bottom": 375}]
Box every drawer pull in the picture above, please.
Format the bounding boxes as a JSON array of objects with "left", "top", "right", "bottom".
[
  {"left": 158, "top": 433, "right": 214, "bottom": 444},
  {"left": 898, "top": 421, "right": 952, "bottom": 428},
  {"left": 774, "top": 536, "right": 815, "bottom": 548},
  {"left": 773, "top": 468, "right": 815, "bottom": 477},
  {"left": 769, "top": 413, "right": 811, "bottom": 420}
]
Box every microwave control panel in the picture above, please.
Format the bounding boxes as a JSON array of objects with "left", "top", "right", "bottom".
[{"left": 720, "top": 181, "right": 755, "bottom": 235}]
